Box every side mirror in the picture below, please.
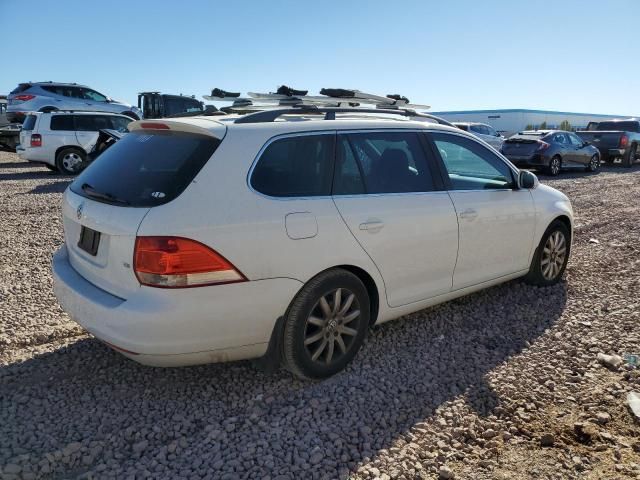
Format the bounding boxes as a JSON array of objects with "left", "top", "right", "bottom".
[{"left": 519, "top": 170, "right": 538, "bottom": 189}]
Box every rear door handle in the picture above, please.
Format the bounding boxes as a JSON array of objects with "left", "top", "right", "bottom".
[
  {"left": 359, "top": 221, "right": 384, "bottom": 232},
  {"left": 459, "top": 208, "right": 478, "bottom": 220}
]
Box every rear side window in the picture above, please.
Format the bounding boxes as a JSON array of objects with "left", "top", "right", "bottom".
[
  {"left": 74, "top": 115, "right": 112, "bottom": 131},
  {"left": 22, "top": 115, "right": 37, "bottom": 131},
  {"left": 70, "top": 131, "right": 220, "bottom": 207},
  {"left": 336, "top": 131, "right": 435, "bottom": 194},
  {"left": 251, "top": 134, "right": 335, "bottom": 197},
  {"left": 50, "top": 115, "right": 75, "bottom": 131},
  {"left": 596, "top": 121, "right": 639, "bottom": 132}
]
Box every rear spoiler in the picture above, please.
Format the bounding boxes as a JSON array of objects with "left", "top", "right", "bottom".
[{"left": 128, "top": 119, "right": 226, "bottom": 139}]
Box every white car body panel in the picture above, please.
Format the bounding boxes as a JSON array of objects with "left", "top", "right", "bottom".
[{"left": 52, "top": 116, "right": 574, "bottom": 368}]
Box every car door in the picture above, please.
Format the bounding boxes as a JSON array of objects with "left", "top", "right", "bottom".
[
  {"left": 74, "top": 115, "right": 105, "bottom": 152},
  {"left": 332, "top": 130, "right": 459, "bottom": 307},
  {"left": 552, "top": 133, "right": 573, "bottom": 163},
  {"left": 428, "top": 131, "right": 536, "bottom": 290},
  {"left": 568, "top": 133, "right": 590, "bottom": 166}
]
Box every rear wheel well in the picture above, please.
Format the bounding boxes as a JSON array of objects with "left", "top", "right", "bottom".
[
  {"left": 336, "top": 265, "right": 380, "bottom": 326},
  {"left": 55, "top": 145, "right": 85, "bottom": 159}
]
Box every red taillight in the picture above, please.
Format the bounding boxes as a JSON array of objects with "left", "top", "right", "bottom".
[
  {"left": 536, "top": 141, "right": 550, "bottom": 151},
  {"left": 30, "top": 134, "right": 42, "bottom": 147},
  {"left": 14, "top": 94, "right": 35, "bottom": 101},
  {"left": 139, "top": 122, "right": 170, "bottom": 130},
  {"left": 133, "top": 236, "right": 246, "bottom": 288},
  {"left": 620, "top": 135, "right": 629, "bottom": 148}
]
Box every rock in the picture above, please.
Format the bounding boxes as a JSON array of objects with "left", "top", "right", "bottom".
[
  {"left": 597, "top": 353, "right": 623, "bottom": 370},
  {"left": 3, "top": 464, "right": 21, "bottom": 474},
  {"left": 540, "top": 433, "right": 555, "bottom": 447},
  {"left": 482, "top": 429, "right": 497, "bottom": 439},
  {"left": 309, "top": 451, "right": 323, "bottom": 465},
  {"left": 132, "top": 440, "right": 148, "bottom": 454},
  {"left": 574, "top": 422, "right": 598, "bottom": 444},
  {"left": 439, "top": 465, "right": 455, "bottom": 479},
  {"left": 627, "top": 391, "right": 640, "bottom": 420},
  {"left": 588, "top": 238, "right": 599, "bottom": 244},
  {"left": 596, "top": 412, "right": 611, "bottom": 425}
]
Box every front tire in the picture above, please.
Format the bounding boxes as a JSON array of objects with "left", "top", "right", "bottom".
[
  {"left": 623, "top": 144, "right": 637, "bottom": 168},
  {"left": 525, "top": 220, "right": 570, "bottom": 286},
  {"left": 586, "top": 154, "right": 600, "bottom": 172},
  {"left": 55, "top": 148, "right": 86, "bottom": 175},
  {"left": 547, "top": 156, "right": 561, "bottom": 176},
  {"left": 282, "top": 269, "right": 370, "bottom": 380}
]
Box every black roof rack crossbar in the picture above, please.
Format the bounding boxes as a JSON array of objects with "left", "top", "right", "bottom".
[{"left": 234, "top": 105, "right": 453, "bottom": 126}]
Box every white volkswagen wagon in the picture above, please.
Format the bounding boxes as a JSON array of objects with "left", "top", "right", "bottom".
[{"left": 52, "top": 108, "right": 573, "bottom": 379}]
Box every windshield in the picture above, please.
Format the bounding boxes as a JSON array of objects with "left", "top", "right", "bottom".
[{"left": 70, "top": 130, "right": 220, "bottom": 207}]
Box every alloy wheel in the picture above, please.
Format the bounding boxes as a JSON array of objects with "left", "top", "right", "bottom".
[
  {"left": 541, "top": 230, "right": 567, "bottom": 281},
  {"left": 303, "top": 288, "right": 361, "bottom": 366},
  {"left": 550, "top": 157, "right": 560, "bottom": 175},
  {"left": 589, "top": 155, "right": 600, "bottom": 171},
  {"left": 62, "top": 152, "right": 83, "bottom": 173}
]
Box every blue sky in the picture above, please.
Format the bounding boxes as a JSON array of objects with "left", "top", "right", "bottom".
[{"left": 2, "top": 0, "right": 638, "bottom": 115}]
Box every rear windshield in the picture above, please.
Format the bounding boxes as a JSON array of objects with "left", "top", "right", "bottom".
[
  {"left": 10, "top": 83, "right": 31, "bottom": 94},
  {"left": 596, "top": 121, "right": 639, "bottom": 132},
  {"left": 22, "top": 115, "right": 37, "bottom": 131},
  {"left": 70, "top": 131, "right": 220, "bottom": 207}
]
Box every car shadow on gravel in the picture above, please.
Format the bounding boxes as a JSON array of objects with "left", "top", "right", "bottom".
[
  {"left": 0, "top": 279, "right": 567, "bottom": 478},
  {"left": 26, "top": 181, "right": 72, "bottom": 194},
  {"left": 0, "top": 160, "right": 32, "bottom": 169},
  {"left": 0, "top": 170, "right": 64, "bottom": 181}
]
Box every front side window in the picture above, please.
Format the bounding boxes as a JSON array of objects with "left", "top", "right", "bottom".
[
  {"left": 340, "top": 131, "right": 435, "bottom": 194},
  {"left": 109, "top": 116, "right": 132, "bottom": 132},
  {"left": 251, "top": 134, "right": 335, "bottom": 197},
  {"left": 431, "top": 133, "right": 515, "bottom": 190},
  {"left": 81, "top": 88, "right": 108, "bottom": 102},
  {"left": 568, "top": 134, "right": 584, "bottom": 146}
]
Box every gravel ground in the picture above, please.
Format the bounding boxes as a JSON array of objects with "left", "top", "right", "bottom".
[{"left": 1, "top": 150, "right": 639, "bottom": 480}]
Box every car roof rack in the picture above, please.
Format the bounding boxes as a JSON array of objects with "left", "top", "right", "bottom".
[{"left": 234, "top": 105, "right": 453, "bottom": 126}]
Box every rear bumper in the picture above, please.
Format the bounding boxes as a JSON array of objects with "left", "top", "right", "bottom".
[
  {"left": 18, "top": 146, "right": 54, "bottom": 165},
  {"left": 606, "top": 148, "right": 625, "bottom": 157},
  {"left": 52, "top": 245, "right": 303, "bottom": 366}
]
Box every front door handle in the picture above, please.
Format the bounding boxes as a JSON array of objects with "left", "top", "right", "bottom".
[
  {"left": 459, "top": 208, "right": 478, "bottom": 220},
  {"left": 359, "top": 221, "right": 384, "bottom": 232}
]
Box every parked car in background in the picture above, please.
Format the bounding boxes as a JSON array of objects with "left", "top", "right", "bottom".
[
  {"left": 453, "top": 122, "right": 504, "bottom": 150},
  {"left": 7, "top": 82, "right": 142, "bottom": 123},
  {"left": 501, "top": 130, "right": 600, "bottom": 176},
  {"left": 577, "top": 119, "right": 640, "bottom": 167},
  {"left": 52, "top": 109, "right": 573, "bottom": 379},
  {"left": 17, "top": 111, "right": 132, "bottom": 174}
]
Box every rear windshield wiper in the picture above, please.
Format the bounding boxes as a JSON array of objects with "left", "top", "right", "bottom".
[{"left": 81, "top": 183, "right": 130, "bottom": 206}]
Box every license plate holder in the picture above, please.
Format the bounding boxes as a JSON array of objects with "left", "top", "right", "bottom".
[{"left": 78, "top": 226, "right": 101, "bottom": 256}]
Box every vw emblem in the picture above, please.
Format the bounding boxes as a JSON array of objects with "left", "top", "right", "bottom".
[{"left": 76, "top": 202, "right": 84, "bottom": 220}]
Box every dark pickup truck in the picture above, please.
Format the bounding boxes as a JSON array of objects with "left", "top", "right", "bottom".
[{"left": 577, "top": 119, "right": 640, "bottom": 167}]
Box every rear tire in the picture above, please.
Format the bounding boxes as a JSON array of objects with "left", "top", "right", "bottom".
[
  {"left": 282, "top": 269, "right": 370, "bottom": 380},
  {"left": 586, "top": 154, "right": 600, "bottom": 172},
  {"left": 547, "top": 156, "right": 561, "bottom": 176},
  {"left": 524, "top": 220, "right": 570, "bottom": 287},
  {"left": 55, "top": 148, "right": 86, "bottom": 175},
  {"left": 623, "top": 144, "right": 637, "bottom": 168}
]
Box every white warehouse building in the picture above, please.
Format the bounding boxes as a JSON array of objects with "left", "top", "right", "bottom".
[{"left": 430, "top": 109, "right": 635, "bottom": 137}]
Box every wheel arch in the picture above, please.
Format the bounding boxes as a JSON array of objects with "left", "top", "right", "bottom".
[
  {"left": 335, "top": 264, "right": 380, "bottom": 326},
  {"left": 55, "top": 145, "right": 86, "bottom": 160}
]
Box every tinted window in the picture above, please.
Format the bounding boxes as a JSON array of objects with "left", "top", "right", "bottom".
[
  {"left": 109, "top": 116, "right": 132, "bottom": 132},
  {"left": 10, "top": 83, "right": 31, "bottom": 94},
  {"left": 251, "top": 134, "right": 335, "bottom": 197},
  {"left": 80, "top": 88, "right": 107, "bottom": 102},
  {"left": 596, "top": 121, "right": 639, "bottom": 132},
  {"left": 431, "top": 133, "right": 514, "bottom": 190},
  {"left": 70, "top": 131, "right": 220, "bottom": 207},
  {"left": 343, "top": 131, "right": 435, "bottom": 194},
  {"left": 50, "top": 115, "right": 75, "bottom": 131},
  {"left": 550, "top": 133, "right": 569, "bottom": 144},
  {"left": 568, "top": 134, "right": 584, "bottom": 146},
  {"left": 22, "top": 115, "right": 37, "bottom": 131},
  {"left": 333, "top": 136, "right": 365, "bottom": 195},
  {"left": 74, "top": 115, "right": 111, "bottom": 131},
  {"left": 41, "top": 85, "right": 80, "bottom": 98}
]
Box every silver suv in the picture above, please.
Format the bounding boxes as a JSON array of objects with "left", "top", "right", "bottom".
[{"left": 7, "top": 82, "right": 142, "bottom": 123}]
